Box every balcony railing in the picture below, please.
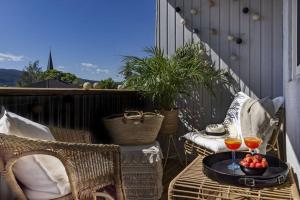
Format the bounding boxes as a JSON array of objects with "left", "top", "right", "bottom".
[{"left": 0, "top": 87, "right": 145, "bottom": 142}]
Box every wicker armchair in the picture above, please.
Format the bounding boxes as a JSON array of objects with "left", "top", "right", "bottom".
[
  {"left": 0, "top": 128, "right": 125, "bottom": 200},
  {"left": 184, "top": 108, "right": 285, "bottom": 163},
  {"left": 49, "top": 127, "right": 93, "bottom": 144}
]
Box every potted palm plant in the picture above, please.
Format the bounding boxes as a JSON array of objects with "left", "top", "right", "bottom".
[{"left": 121, "top": 42, "right": 231, "bottom": 135}]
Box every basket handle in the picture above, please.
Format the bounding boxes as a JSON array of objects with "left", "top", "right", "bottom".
[
  {"left": 123, "top": 111, "right": 144, "bottom": 123},
  {"left": 143, "top": 112, "right": 160, "bottom": 116}
]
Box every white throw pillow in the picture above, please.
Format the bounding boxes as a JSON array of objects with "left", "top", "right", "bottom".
[
  {"left": 0, "top": 106, "right": 70, "bottom": 200},
  {"left": 223, "top": 92, "right": 251, "bottom": 136}
]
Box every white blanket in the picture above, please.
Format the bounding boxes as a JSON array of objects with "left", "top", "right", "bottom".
[{"left": 181, "top": 131, "right": 248, "bottom": 153}]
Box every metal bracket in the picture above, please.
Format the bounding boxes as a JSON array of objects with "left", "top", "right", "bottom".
[
  {"left": 277, "top": 175, "right": 285, "bottom": 184},
  {"left": 239, "top": 177, "right": 255, "bottom": 187}
]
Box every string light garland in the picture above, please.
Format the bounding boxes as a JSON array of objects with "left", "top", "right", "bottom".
[
  {"left": 252, "top": 13, "right": 261, "bottom": 21},
  {"left": 210, "top": 28, "right": 218, "bottom": 35},
  {"left": 190, "top": 8, "right": 198, "bottom": 15},
  {"left": 242, "top": 7, "right": 250, "bottom": 14},
  {"left": 154, "top": 0, "right": 270, "bottom": 90},
  {"left": 175, "top": 7, "right": 181, "bottom": 12},
  {"left": 208, "top": 0, "right": 215, "bottom": 7},
  {"left": 230, "top": 54, "right": 238, "bottom": 61},
  {"left": 158, "top": 0, "right": 267, "bottom": 84},
  {"left": 236, "top": 38, "right": 243, "bottom": 44},
  {"left": 192, "top": 28, "right": 199, "bottom": 34},
  {"left": 227, "top": 34, "right": 235, "bottom": 41},
  {"left": 172, "top": 2, "right": 262, "bottom": 63}
]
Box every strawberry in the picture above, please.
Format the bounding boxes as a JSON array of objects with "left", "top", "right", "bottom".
[
  {"left": 243, "top": 162, "right": 250, "bottom": 167},
  {"left": 255, "top": 163, "right": 263, "bottom": 168},
  {"left": 244, "top": 157, "right": 252, "bottom": 163},
  {"left": 246, "top": 154, "right": 252, "bottom": 158},
  {"left": 254, "top": 154, "right": 262, "bottom": 161},
  {"left": 252, "top": 158, "right": 259, "bottom": 164},
  {"left": 249, "top": 163, "right": 255, "bottom": 168},
  {"left": 240, "top": 161, "right": 245, "bottom": 166},
  {"left": 262, "top": 161, "right": 268, "bottom": 168}
]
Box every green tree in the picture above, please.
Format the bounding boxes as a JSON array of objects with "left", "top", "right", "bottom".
[
  {"left": 42, "top": 69, "right": 78, "bottom": 84},
  {"left": 60, "top": 72, "right": 77, "bottom": 84},
  {"left": 98, "top": 78, "right": 118, "bottom": 89},
  {"left": 17, "top": 61, "right": 43, "bottom": 87},
  {"left": 41, "top": 69, "right": 62, "bottom": 80}
]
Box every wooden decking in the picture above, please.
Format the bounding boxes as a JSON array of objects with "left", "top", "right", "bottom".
[{"left": 161, "top": 158, "right": 184, "bottom": 200}]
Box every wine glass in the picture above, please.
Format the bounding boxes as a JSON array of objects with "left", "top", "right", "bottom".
[
  {"left": 244, "top": 137, "right": 262, "bottom": 155},
  {"left": 224, "top": 135, "right": 242, "bottom": 170}
]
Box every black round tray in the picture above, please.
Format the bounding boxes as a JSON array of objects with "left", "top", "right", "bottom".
[{"left": 203, "top": 152, "right": 289, "bottom": 188}]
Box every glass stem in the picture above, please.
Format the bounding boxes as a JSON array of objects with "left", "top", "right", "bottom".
[{"left": 232, "top": 151, "right": 235, "bottom": 165}]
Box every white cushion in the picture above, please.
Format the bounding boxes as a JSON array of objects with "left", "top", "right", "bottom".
[
  {"left": 3, "top": 109, "right": 54, "bottom": 140},
  {"left": 0, "top": 106, "right": 70, "bottom": 200},
  {"left": 182, "top": 132, "right": 248, "bottom": 153},
  {"left": 223, "top": 92, "right": 251, "bottom": 136}
]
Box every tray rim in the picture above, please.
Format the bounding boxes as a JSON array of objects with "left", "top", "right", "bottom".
[{"left": 202, "top": 152, "right": 289, "bottom": 187}]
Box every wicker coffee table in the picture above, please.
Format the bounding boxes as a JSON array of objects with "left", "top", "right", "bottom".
[{"left": 168, "top": 156, "right": 300, "bottom": 200}]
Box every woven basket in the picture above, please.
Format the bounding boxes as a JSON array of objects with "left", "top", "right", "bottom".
[
  {"left": 159, "top": 109, "right": 179, "bottom": 135},
  {"left": 103, "top": 111, "right": 164, "bottom": 145}
]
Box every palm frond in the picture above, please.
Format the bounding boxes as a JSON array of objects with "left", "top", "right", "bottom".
[{"left": 120, "top": 42, "right": 232, "bottom": 109}]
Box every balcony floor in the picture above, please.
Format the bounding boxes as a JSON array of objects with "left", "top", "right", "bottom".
[{"left": 162, "top": 158, "right": 184, "bottom": 200}]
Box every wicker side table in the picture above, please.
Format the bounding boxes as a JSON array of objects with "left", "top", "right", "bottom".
[
  {"left": 168, "top": 156, "right": 300, "bottom": 200},
  {"left": 120, "top": 142, "right": 163, "bottom": 200}
]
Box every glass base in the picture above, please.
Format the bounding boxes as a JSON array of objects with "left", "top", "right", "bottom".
[
  {"left": 227, "top": 162, "right": 240, "bottom": 170},
  {"left": 250, "top": 149, "right": 257, "bottom": 155}
]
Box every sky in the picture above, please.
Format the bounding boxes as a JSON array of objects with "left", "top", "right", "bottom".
[{"left": 0, "top": 0, "right": 156, "bottom": 81}]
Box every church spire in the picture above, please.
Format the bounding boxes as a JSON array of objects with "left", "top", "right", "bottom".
[{"left": 47, "top": 50, "right": 54, "bottom": 70}]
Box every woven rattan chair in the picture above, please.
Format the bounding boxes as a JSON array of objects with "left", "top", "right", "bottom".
[
  {"left": 0, "top": 127, "right": 125, "bottom": 200},
  {"left": 49, "top": 127, "right": 93, "bottom": 144},
  {"left": 184, "top": 108, "right": 285, "bottom": 163}
]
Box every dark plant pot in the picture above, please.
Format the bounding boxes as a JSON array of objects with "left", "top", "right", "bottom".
[{"left": 159, "top": 109, "right": 179, "bottom": 135}]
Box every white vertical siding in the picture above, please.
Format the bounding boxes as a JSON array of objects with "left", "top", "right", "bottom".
[
  {"left": 249, "top": 0, "right": 262, "bottom": 98},
  {"left": 156, "top": 0, "right": 283, "bottom": 130},
  {"left": 240, "top": 0, "right": 250, "bottom": 95},
  {"left": 283, "top": 0, "right": 300, "bottom": 186}
]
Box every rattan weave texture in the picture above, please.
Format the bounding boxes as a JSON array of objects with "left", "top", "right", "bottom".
[
  {"left": 0, "top": 127, "right": 125, "bottom": 200},
  {"left": 50, "top": 127, "right": 93, "bottom": 144},
  {"left": 168, "top": 156, "right": 300, "bottom": 200}
]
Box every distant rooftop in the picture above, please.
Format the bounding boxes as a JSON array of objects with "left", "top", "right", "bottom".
[{"left": 29, "top": 79, "right": 78, "bottom": 88}]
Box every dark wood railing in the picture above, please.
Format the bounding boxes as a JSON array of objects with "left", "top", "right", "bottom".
[{"left": 0, "top": 88, "right": 146, "bottom": 142}]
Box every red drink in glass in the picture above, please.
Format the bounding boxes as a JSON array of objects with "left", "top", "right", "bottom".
[
  {"left": 224, "top": 136, "right": 242, "bottom": 171},
  {"left": 244, "top": 137, "right": 262, "bottom": 150},
  {"left": 224, "top": 138, "right": 242, "bottom": 150}
]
